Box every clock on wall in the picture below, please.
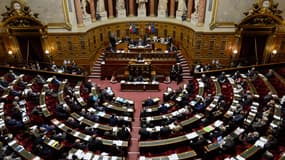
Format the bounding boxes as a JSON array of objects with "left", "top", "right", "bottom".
[
  {"left": 12, "top": 2, "right": 22, "bottom": 10},
  {"left": 262, "top": 0, "right": 271, "bottom": 8}
]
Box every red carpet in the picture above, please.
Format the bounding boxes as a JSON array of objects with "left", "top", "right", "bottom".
[{"left": 90, "top": 78, "right": 186, "bottom": 159}]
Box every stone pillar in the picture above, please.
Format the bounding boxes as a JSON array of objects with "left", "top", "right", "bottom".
[
  {"left": 187, "top": 0, "right": 193, "bottom": 21},
  {"left": 149, "top": 0, "right": 155, "bottom": 17},
  {"left": 89, "top": 0, "right": 96, "bottom": 22},
  {"left": 169, "top": 0, "right": 175, "bottom": 18},
  {"left": 129, "top": 0, "right": 135, "bottom": 16},
  {"left": 198, "top": 0, "right": 206, "bottom": 26},
  {"left": 108, "top": 0, "right": 114, "bottom": 18},
  {"left": 74, "top": 0, "right": 84, "bottom": 26}
]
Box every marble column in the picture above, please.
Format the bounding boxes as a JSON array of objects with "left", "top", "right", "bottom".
[
  {"left": 169, "top": 0, "right": 175, "bottom": 18},
  {"left": 129, "top": 0, "right": 135, "bottom": 16},
  {"left": 108, "top": 0, "right": 114, "bottom": 18},
  {"left": 74, "top": 0, "right": 84, "bottom": 26},
  {"left": 89, "top": 0, "right": 96, "bottom": 22},
  {"left": 149, "top": 0, "right": 155, "bottom": 17},
  {"left": 187, "top": 0, "right": 193, "bottom": 21},
  {"left": 197, "top": 0, "right": 206, "bottom": 26}
]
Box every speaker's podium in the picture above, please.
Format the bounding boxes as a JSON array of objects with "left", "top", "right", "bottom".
[
  {"left": 120, "top": 60, "right": 159, "bottom": 91},
  {"left": 129, "top": 60, "right": 151, "bottom": 79}
]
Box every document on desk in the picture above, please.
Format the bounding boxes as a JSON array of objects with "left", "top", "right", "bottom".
[
  {"left": 168, "top": 153, "right": 179, "bottom": 160},
  {"left": 185, "top": 132, "right": 198, "bottom": 139},
  {"left": 113, "top": 140, "right": 123, "bottom": 146},
  {"left": 83, "top": 152, "right": 93, "bottom": 160},
  {"left": 74, "top": 149, "right": 84, "bottom": 159}
]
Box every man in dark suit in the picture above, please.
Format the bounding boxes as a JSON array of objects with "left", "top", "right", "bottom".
[
  {"left": 109, "top": 115, "right": 118, "bottom": 126},
  {"left": 144, "top": 97, "right": 154, "bottom": 106},
  {"left": 139, "top": 125, "right": 150, "bottom": 140},
  {"left": 160, "top": 125, "right": 171, "bottom": 138},
  {"left": 88, "top": 135, "right": 103, "bottom": 152},
  {"left": 117, "top": 125, "right": 130, "bottom": 140}
]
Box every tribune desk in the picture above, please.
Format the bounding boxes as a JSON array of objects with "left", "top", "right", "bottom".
[{"left": 120, "top": 81, "right": 159, "bottom": 92}]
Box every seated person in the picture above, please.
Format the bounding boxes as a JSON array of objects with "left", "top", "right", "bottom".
[
  {"left": 137, "top": 53, "right": 144, "bottom": 62},
  {"left": 117, "top": 125, "right": 131, "bottom": 140},
  {"left": 53, "top": 76, "right": 62, "bottom": 85},
  {"left": 55, "top": 104, "right": 70, "bottom": 119},
  {"left": 5, "top": 116, "right": 24, "bottom": 128},
  {"left": 0, "top": 77, "right": 8, "bottom": 88},
  {"left": 136, "top": 75, "right": 144, "bottom": 82},
  {"left": 144, "top": 97, "right": 154, "bottom": 106},
  {"left": 88, "top": 135, "right": 103, "bottom": 152},
  {"left": 109, "top": 114, "right": 118, "bottom": 126},
  {"left": 137, "top": 38, "right": 144, "bottom": 46},
  {"left": 35, "top": 74, "right": 46, "bottom": 85},
  {"left": 73, "top": 139, "right": 87, "bottom": 150}
]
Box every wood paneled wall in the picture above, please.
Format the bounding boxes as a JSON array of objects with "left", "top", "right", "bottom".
[{"left": 46, "top": 22, "right": 239, "bottom": 73}]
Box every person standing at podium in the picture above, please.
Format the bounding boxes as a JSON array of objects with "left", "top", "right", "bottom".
[{"left": 137, "top": 53, "right": 144, "bottom": 62}]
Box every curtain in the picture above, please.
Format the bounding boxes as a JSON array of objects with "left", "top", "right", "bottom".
[
  {"left": 239, "top": 35, "right": 268, "bottom": 65},
  {"left": 17, "top": 36, "right": 44, "bottom": 64}
]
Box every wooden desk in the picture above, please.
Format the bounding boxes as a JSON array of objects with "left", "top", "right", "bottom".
[
  {"left": 8, "top": 140, "right": 41, "bottom": 160},
  {"left": 120, "top": 81, "right": 159, "bottom": 91},
  {"left": 116, "top": 42, "right": 168, "bottom": 52},
  {"left": 113, "top": 96, "right": 134, "bottom": 106},
  {"left": 43, "top": 136, "right": 63, "bottom": 150},
  {"left": 58, "top": 79, "right": 67, "bottom": 104},
  {"left": 39, "top": 91, "right": 51, "bottom": 117},
  {"left": 102, "top": 102, "right": 134, "bottom": 116},
  {"left": 0, "top": 102, "right": 5, "bottom": 129},
  {"left": 51, "top": 119, "right": 128, "bottom": 148},
  {"left": 139, "top": 150, "right": 197, "bottom": 160},
  {"left": 70, "top": 112, "right": 114, "bottom": 132},
  {"left": 139, "top": 120, "right": 223, "bottom": 149},
  {"left": 67, "top": 148, "right": 124, "bottom": 160},
  {"left": 74, "top": 81, "right": 87, "bottom": 107}
]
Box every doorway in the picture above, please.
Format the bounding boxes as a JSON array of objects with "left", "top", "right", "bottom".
[
  {"left": 16, "top": 36, "right": 44, "bottom": 65},
  {"left": 239, "top": 35, "right": 268, "bottom": 66}
]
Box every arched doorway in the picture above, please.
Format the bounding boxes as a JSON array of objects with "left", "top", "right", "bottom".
[
  {"left": 235, "top": 0, "right": 283, "bottom": 66},
  {"left": 0, "top": 0, "right": 48, "bottom": 66}
]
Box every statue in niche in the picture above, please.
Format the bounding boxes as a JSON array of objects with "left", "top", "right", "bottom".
[
  {"left": 193, "top": 0, "right": 200, "bottom": 16},
  {"left": 116, "top": 0, "right": 125, "bottom": 10},
  {"left": 80, "top": 0, "right": 90, "bottom": 18},
  {"left": 136, "top": 0, "right": 148, "bottom": 9},
  {"left": 177, "top": 0, "right": 187, "bottom": 13},
  {"left": 97, "top": 0, "right": 105, "bottom": 12},
  {"left": 158, "top": 0, "right": 168, "bottom": 10}
]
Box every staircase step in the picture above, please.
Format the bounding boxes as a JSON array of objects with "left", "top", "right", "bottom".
[
  {"left": 179, "top": 61, "right": 188, "bottom": 65},
  {"left": 95, "top": 60, "right": 102, "bottom": 63},
  {"left": 183, "top": 75, "right": 192, "bottom": 79},
  {"left": 91, "top": 72, "right": 101, "bottom": 75},
  {"left": 181, "top": 72, "right": 191, "bottom": 75},
  {"left": 92, "top": 66, "right": 101, "bottom": 70},
  {"left": 94, "top": 63, "right": 101, "bottom": 66},
  {"left": 91, "top": 68, "right": 101, "bottom": 72},
  {"left": 88, "top": 75, "right": 101, "bottom": 78}
]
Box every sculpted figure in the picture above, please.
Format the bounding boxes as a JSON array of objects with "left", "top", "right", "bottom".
[
  {"left": 116, "top": 0, "right": 125, "bottom": 10},
  {"left": 136, "top": 0, "right": 148, "bottom": 9},
  {"left": 158, "top": 0, "right": 168, "bottom": 10},
  {"left": 96, "top": 0, "right": 105, "bottom": 12},
  {"left": 177, "top": 0, "right": 187, "bottom": 12}
]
